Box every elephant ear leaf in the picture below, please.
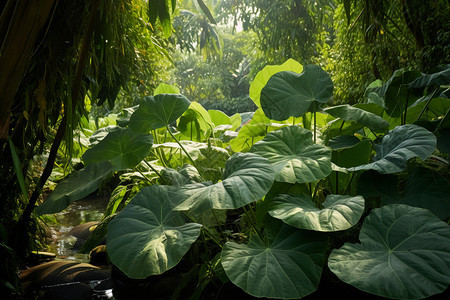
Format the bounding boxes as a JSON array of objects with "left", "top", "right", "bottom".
[
  {"left": 173, "top": 152, "right": 274, "bottom": 214},
  {"left": 250, "top": 126, "right": 332, "bottom": 184},
  {"left": 269, "top": 194, "right": 365, "bottom": 232},
  {"left": 249, "top": 59, "right": 303, "bottom": 108},
  {"left": 107, "top": 185, "right": 202, "bottom": 279},
  {"left": 349, "top": 124, "right": 436, "bottom": 174},
  {"left": 82, "top": 127, "right": 153, "bottom": 170},
  {"left": 328, "top": 204, "right": 450, "bottom": 299},
  {"left": 260, "top": 65, "right": 333, "bottom": 121},
  {"left": 129, "top": 94, "right": 191, "bottom": 133},
  {"left": 36, "top": 161, "right": 115, "bottom": 215},
  {"left": 221, "top": 219, "right": 328, "bottom": 299}
]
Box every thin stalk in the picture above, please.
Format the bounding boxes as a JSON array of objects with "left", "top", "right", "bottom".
[
  {"left": 335, "top": 171, "right": 339, "bottom": 194},
  {"left": 152, "top": 129, "right": 168, "bottom": 168},
  {"left": 417, "top": 88, "right": 439, "bottom": 121},
  {"left": 183, "top": 211, "right": 222, "bottom": 248},
  {"left": 143, "top": 160, "right": 165, "bottom": 184},
  {"left": 313, "top": 110, "right": 317, "bottom": 144},
  {"left": 402, "top": 90, "right": 409, "bottom": 125},
  {"left": 343, "top": 173, "right": 356, "bottom": 195},
  {"left": 242, "top": 206, "right": 263, "bottom": 240},
  {"left": 166, "top": 125, "right": 203, "bottom": 176},
  {"left": 136, "top": 169, "right": 153, "bottom": 185},
  {"left": 211, "top": 210, "right": 226, "bottom": 240}
]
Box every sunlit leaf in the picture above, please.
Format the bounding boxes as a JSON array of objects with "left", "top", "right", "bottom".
[
  {"left": 349, "top": 124, "right": 436, "bottom": 174},
  {"left": 173, "top": 153, "right": 274, "bottom": 214},
  {"left": 250, "top": 126, "right": 332, "bottom": 183},
  {"left": 260, "top": 65, "right": 333, "bottom": 120},
  {"left": 107, "top": 185, "right": 202, "bottom": 278},
  {"left": 129, "top": 94, "right": 190, "bottom": 133},
  {"left": 249, "top": 59, "right": 303, "bottom": 107},
  {"left": 269, "top": 194, "right": 365, "bottom": 232}
]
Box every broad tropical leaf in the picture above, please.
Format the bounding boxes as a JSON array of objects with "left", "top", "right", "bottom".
[
  {"left": 154, "top": 83, "right": 180, "bottom": 95},
  {"left": 250, "top": 126, "right": 332, "bottom": 183},
  {"left": 221, "top": 219, "right": 327, "bottom": 299},
  {"left": 128, "top": 94, "right": 190, "bottom": 133},
  {"left": 173, "top": 152, "right": 274, "bottom": 214},
  {"left": 269, "top": 194, "right": 365, "bottom": 232},
  {"left": 328, "top": 204, "right": 450, "bottom": 299},
  {"left": 349, "top": 124, "right": 436, "bottom": 174},
  {"left": 107, "top": 185, "right": 202, "bottom": 278},
  {"left": 177, "top": 102, "right": 213, "bottom": 141},
  {"left": 249, "top": 59, "right": 303, "bottom": 107},
  {"left": 82, "top": 127, "right": 153, "bottom": 170},
  {"left": 323, "top": 104, "right": 389, "bottom": 132},
  {"left": 36, "top": 161, "right": 115, "bottom": 215},
  {"left": 260, "top": 65, "right": 333, "bottom": 121}
]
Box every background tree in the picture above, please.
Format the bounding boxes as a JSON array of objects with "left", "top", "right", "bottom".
[{"left": 0, "top": 0, "right": 171, "bottom": 294}]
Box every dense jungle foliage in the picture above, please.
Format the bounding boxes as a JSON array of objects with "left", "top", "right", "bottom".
[{"left": 0, "top": 0, "right": 449, "bottom": 298}]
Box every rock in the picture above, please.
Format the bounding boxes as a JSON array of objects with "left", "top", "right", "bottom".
[
  {"left": 68, "top": 221, "right": 99, "bottom": 250},
  {"left": 89, "top": 245, "right": 109, "bottom": 266},
  {"left": 19, "top": 260, "right": 111, "bottom": 299}
]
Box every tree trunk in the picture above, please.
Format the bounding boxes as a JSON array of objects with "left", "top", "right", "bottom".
[{"left": 0, "top": 0, "right": 57, "bottom": 139}]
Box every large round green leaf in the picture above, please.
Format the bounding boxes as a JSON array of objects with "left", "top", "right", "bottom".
[
  {"left": 260, "top": 65, "right": 333, "bottom": 121},
  {"left": 349, "top": 124, "right": 436, "bottom": 174},
  {"left": 107, "top": 185, "right": 202, "bottom": 279},
  {"left": 221, "top": 220, "right": 328, "bottom": 299},
  {"left": 82, "top": 127, "right": 153, "bottom": 170},
  {"left": 328, "top": 204, "right": 450, "bottom": 299},
  {"left": 249, "top": 59, "right": 303, "bottom": 107},
  {"left": 128, "top": 94, "right": 191, "bottom": 133},
  {"left": 323, "top": 104, "right": 389, "bottom": 133},
  {"left": 250, "top": 126, "right": 332, "bottom": 184},
  {"left": 269, "top": 194, "right": 365, "bottom": 232},
  {"left": 173, "top": 152, "right": 274, "bottom": 214},
  {"left": 36, "top": 161, "right": 115, "bottom": 215}
]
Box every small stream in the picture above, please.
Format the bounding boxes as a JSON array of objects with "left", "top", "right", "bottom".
[{"left": 46, "top": 194, "right": 109, "bottom": 261}]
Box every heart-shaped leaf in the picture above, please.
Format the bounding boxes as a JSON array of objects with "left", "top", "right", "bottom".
[
  {"left": 128, "top": 94, "right": 191, "bottom": 133},
  {"left": 154, "top": 83, "right": 180, "bottom": 95},
  {"left": 221, "top": 219, "right": 327, "bottom": 299},
  {"left": 107, "top": 185, "right": 202, "bottom": 279},
  {"left": 269, "top": 194, "right": 365, "bottom": 232},
  {"left": 260, "top": 65, "right": 333, "bottom": 121},
  {"left": 249, "top": 59, "right": 303, "bottom": 107},
  {"left": 323, "top": 104, "right": 389, "bottom": 133},
  {"left": 250, "top": 126, "right": 332, "bottom": 184},
  {"left": 36, "top": 161, "right": 115, "bottom": 215},
  {"left": 328, "top": 204, "right": 450, "bottom": 299},
  {"left": 349, "top": 124, "right": 436, "bottom": 174},
  {"left": 173, "top": 152, "right": 274, "bottom": 214},
  {"left": 82, "top": 127, "right": 153, "bottom": 170},
  {"left": 177, "top": 102, "right": 213, "bottom": 141}
]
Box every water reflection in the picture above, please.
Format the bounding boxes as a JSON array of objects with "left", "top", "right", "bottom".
[{"left": 47, "top": 194, "right": 109, "bottom": 262}]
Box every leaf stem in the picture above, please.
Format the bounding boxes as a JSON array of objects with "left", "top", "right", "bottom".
[
  {"left": 143, "top": 160, "right": 165, "bottom": 184},
  {"left": 243, "top": 206, "right": 263, "bottom": 240},
  {"left": 166, "top": 125, "right": 204, "bottom": 177},
  {"left": 183, "top": 211, "right": 222, "bottom": 248}
]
